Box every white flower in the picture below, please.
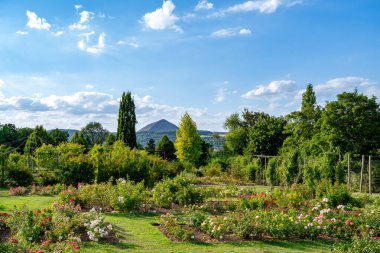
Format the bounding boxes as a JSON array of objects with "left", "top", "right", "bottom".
[
  {"left": 337, "top": 205, "right": 345, "bottom": 210},
  {"left": 118, "top": 196, "right": 125, "bottom": 204},
  {"left": 58, "top": 236, "right": 63, "bottom": 241},
  {"left": 322, "top": 198, "right": 329, "bottom": 203},
  {"left": 107, "top": 224, "right": 113, "bottom": 230},
  {"left": 255, "top": 216, "right": 259, "bottom": 219},
  {"left": 28, "top": 237, "right": 33, "bottom": 241}
]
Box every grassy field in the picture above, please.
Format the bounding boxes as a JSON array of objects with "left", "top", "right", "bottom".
[{"left": 0, "top": 189, "right": 334, "bottom": 253}]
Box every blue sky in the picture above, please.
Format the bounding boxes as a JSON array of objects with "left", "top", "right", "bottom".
[{"left": 0, "top": 0, "right": 379, "bottom": 131}]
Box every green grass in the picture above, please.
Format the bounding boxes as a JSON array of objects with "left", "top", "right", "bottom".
[
  {"left": 81, "top": 213, "right": 333, "bottom": 253},
  {"left": 0, "top": 190, "right": 333, "bottom": 252},
  {"left": 0, "top": 190, "right": 57, "bottom": 211}
]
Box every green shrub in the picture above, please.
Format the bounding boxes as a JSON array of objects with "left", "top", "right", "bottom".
[
  {"left": 152, "top": 176, "right": 204, "bottom": 208},
  {"left": 266, "top": 158, "right": 279, "bottom": 186},
  {"left": 111, "top": 178, "right": 148, "bottom": 212},
  {"left": 333, "top": 236, "right": 380, "bottom": 253},
  {"left": 315, "top": 180, "right": 353, "bottom": 207},
  {"left": 78, "top": 182, "right": 113, "bottom": 209}
]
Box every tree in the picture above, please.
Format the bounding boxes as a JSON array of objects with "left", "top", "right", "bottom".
[
  {"left": 117, "top": 91, "right": 137, "bottom": 148},
  {"left": 105, "top": 133, "right": 117, "bottom": 146},
  {"left": 0, "top": 124, "right": 18, "bottom": 146},
  {"left": 321, "top": 90, "right": 380, "bottom": 154},
  {"left": 0, "top": 145, "right": 11, "bottom": 186},
  {"left": 49, "top": 129, "right": 69, "bottom": 146},
  {"left": 71, "top": 132, "right": 89, "bottom": 149},
  {"left": 24, "top": 126, "right": 53, "bottom": 154},
  {"left": 284, "top": 84, "right": 321, "bottom": 146},
  {"left": 81, "top": 122, "right": 109, "bottom": 147},
  {"left": 156, "top": 135, "right": 176, "bottom": 160},
  {"left": 246, "top": 115, "right": 287, "bottom": 156},
  {"left": 146, "top": 138, "right": 156, "bottom": 155},
  {"left": 175, "top": 113, "right": 202, "bottom": 165}
]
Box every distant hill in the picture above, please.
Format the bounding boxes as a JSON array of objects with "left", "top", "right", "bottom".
[
  {"left": 138, "top": 119, "right": 178, "bottom": 133},
  {"left": 48, "top": 129, "right": 78, "bottom": 141},
  {"left": 136, "top": 119, "right": 226, "bottom": 150}
]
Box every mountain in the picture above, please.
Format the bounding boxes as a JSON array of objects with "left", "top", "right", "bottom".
[
  {"left": 138, "top": 119, "right": 178, "bottom": 133},
  {"left": 136, "top": 119, "right": 226, "bottom": 150}
]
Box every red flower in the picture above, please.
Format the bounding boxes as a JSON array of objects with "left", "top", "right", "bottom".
[
  {"left": 345, "top": 220, "right": 354, "bottom": 226},
  {"left": 74, "top": 245, "right": 81, "bottom": 250},
  {"left": 11, "top": 238, "right": 19, "bottom": 245}
]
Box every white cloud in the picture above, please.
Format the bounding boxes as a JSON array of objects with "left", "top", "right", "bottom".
[
  {"left": 314, "top": 77, "right": 373, "bottom": 93},
  {"left": 143, "top": 0, "right": 182, "bottom": 32},
  {"left": 211, "top": 27, "right": 252, "bottom": 38},
  {"left": 213, "top": 88, "right": 226, "bottom": 103},
  {"left": 84, "top": 84, "right": 94, "bottom": 89},
  {"left": 195, "top": 0, "right": 214, "bottom": 11},
  {"left": 242, "top": 80, "right": 296, "bottom": 98},
  {"left": 69, "top": 10, "right": 93, "bottom": 30},
  {"left": 78, "top": 32, "right": 106, "bottom": 54},
  {"left": 74, "top": 5, "right": 83, "bottom": 11},
  {"left": 117, "top": 40, "right": 140, "bottom": 48},
  {"left": 0, "top": 91, "right": 225, "bottom": 131},
  {"left": 239, "top": 28, "right": 252, "bottom": 35},
  {"left": 53, "top": 31, "right": 64, "bottom": 37},
  {"left": 214, "top": 0, "right": 302, "bottom": 16},
  {"left": 16, "top": 30, "right": 28, "bottom": 35},
  {"left": 26, "top": 11, "right": 51, "bottom": 30}
]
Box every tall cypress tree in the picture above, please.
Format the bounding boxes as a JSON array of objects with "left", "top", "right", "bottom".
[{"left": 117, "top": 91, "right": 137, "bottom": 148}]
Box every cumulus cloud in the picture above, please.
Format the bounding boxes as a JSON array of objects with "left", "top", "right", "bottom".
[
  {"left": 211, "top": 27, "right": 252, "bottom": 37},
  {"left": 0, "top": 79, "right": 4, "bottom": 97},
  {"left": 0, "top": 91, "right": 225, "bottom": 131},
  {"left": 242, "top": 80, "right": 296, "bottom": 98},
  {"left": 26, "top": 11, "right": 51, "bottom": 30},
  {"left": 195, "top": 0, "right": 214, "bottom": 11},
  {"left": 84, "top": 84, "right": 94, "bottom": 89},
  {"left": 143, "top": 0, "right": 182, "bottom": 32},
  {"left": 78, "top": 32, "right": 106, "bottom": 54},
  {"left": 69, "top": 10, "right": 93, "bottom": 30}
]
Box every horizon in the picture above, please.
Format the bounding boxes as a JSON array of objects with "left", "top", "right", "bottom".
[{"left": 0, "top": 0, "right": 379, "bottom": 132}]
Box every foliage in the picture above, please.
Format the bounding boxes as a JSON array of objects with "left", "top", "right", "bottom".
[
  {"left": 5, "top": 152, "right": 33, "bottom": 186},
  {"left": 111, "top": 178, "right": 148, "bottom": 212},
  {"left": 321, "top": 90, "right": 380, "bottom": 155},
  {"left": 175, "top": 113, "right": 202, "bottom": 165},
  {"left": 152, "top": 176, "right": 204, "bottom": 208},
  {"left": 24, "top": 125, "right": 53, "bottom": 154},
  {"left": 156, "top": 135, "right": 176, "bottom": 160},
  {"left": 49, "top": 129, "right": 69, "bottom": 146},
  {"left": 117, "top": 91, "right": 137, "bottom": 148},
  {"left": 145, "top": 138, "right": 155, "bottom": 155},
  {"left": 77, "top": 182, "right": 114, "bottom": 210},
  {"left": 81, "top": 122, "right": 110, "bottom": 147}
]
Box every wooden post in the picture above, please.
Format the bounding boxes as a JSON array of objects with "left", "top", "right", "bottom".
[
  {"left": 360, "top": 155, "right": 364, "bottom": 192},
  {"left": 369, "top": 155, "right": 372, "bottom": 195},
  {"left": 347, "top": 153, "right": 350, "bottom": 189}
]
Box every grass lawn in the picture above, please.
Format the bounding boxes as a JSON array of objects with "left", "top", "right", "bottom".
[
  {"left": 0, "top": 190, "right": 57, "bottom": 211},
  {"left": 0, "top": 190, "right": 333, "bottom": 252},
  {"left": 81, "top": 213, "right": 333, "bottom": 253}
]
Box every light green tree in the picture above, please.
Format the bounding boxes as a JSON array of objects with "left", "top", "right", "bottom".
[{"left": 175, "top": 113, "right": 202, "bottom": 165}]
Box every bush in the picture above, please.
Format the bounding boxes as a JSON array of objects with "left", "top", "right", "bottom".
[
  {"left": 6, "top": 168, "right": 33, "bottom": 187},
  {"left": 315, "top": 180, "right": 353, "bottom": 207},
  {"left": 111, "top": 178, "right": 148, "bottom": 212},
  {"left": 332, "top": 236, "right": 380, "bottom": 253},
  {"left": 8, "top": 186, "right": 28, "bottom": 196},
  {"left": 78, "top": 182, "right": 113, "bottom": 210},
  {"left": 152, "top": 176, "right": 204, "bottom": 208},
  {"left": 266, "top": 158, "right": 279, "bottom": 186}
]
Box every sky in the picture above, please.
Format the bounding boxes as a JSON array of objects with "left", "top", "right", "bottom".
[{"left": 0, "top": 0, "right": 379, "bottom": 132}]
